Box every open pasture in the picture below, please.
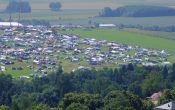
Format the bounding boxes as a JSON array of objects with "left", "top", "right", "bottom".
[
  {"left": 52, "top": 16, "right": 175, "bottom": 26},
  {"left": 123, "top": 29, "right": 175, "bottom": 40},
  {"left": 60, "top": 29, "right": 175, "bottom": 54}
]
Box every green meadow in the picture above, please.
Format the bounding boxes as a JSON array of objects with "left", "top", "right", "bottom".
[
  {"left": 60, "top": 29, "right": 175, "bottom": 53},
  {"left": 1, "top": 0, "right": 175, "bottom": 77},
  {"left": 3, "top": 68, "right": 34, "bottom": 78}
]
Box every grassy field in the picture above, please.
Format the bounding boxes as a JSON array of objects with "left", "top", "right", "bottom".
[
  {"left": 50, "top": 16, "right": 175, "bottom": 26},
  {"left": 3, "top": 68, "right": 34, "bottom": 78},
  {"left": 168, "top": 55, "right": 175, "bottom": 63},
  {"left": 0, "top": 0, "right": 121, "bottom": 10},
  {"left": 0, "top": 61, "right": 35, "bottom": 78},
  {"left": 1, "top": 0, "right": 175, "bottom": 26},
  {"left": 1, "top": 28, "right": 175, "bottom": 78},
  {"left": 0, "top": 9, "right": 99, "bottom": 20},
  {"left": 123, "top": 29, "right": 175, "bottom": 40},
  {"left": 60, "top": 29, "right": 175, "bottom": 53},
  {"left": 1, "top": 9, "right": 175, "bottom": 26},
  {"left": 0, "top": 0, "right": 175, "bottom": 77}
]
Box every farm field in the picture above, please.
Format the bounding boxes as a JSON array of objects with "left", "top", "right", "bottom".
[
  {"left": 1, "top": 0, "right": 175, "bottom": 26},
  {"left": 0, "top": 0, "right": 121, "bottom": 10},
  {"left": 1, "top": 27, "right": 174, "bottom": 78},
  {"left": 123, "top": 29, "right": 175, "bottom": 40},
  {"left": 0, "top": 0, "right": 175, "bottom": 9},
  {"left": 60, "top": 29, "right": 175, "bottom": 54},
  {"left": 1, "top": 0, "right": 175, "bottom": 78},
  {"left": 51, "top": 16, "right": 175, "bottom": 26},
  {"left": 2, "top": 9, "right": 175, "bottom": 26},
  {"left": 0, "top": 9, "right": 100, "bottom": 20}
]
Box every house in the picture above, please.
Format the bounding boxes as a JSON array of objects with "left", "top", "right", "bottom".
[{"left": 155, "top": 102, "right": 175, "bottom": 110}]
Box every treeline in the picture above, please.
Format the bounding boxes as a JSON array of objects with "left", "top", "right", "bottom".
[
  {"left": 5, "top": 1, "right": 31, "bottom": 13},
  {"left": 0, "top": 63, "right": 175, "bottom": 109},
  {"left": 3, "top": 1, "right": 62, "bottom": 14},
  {"left": 100, "top": 5, "right": 175, "bottom": 17},
  {"left": 118, "top": 24, "right": 175, "bottom": 32}
]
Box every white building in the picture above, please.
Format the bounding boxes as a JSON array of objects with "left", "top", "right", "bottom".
[
  {"left": 99, "top": 24, "right": 116, "bottom": 28},
  {"left": 0, "top": 22, "right": 23, "bottom": 28}
]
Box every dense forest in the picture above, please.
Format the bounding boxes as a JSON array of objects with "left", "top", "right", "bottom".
[
  {"left": 100, "top": 5, "right": 175, "bottom": 17},
  {"left": 0, "top": 63, "right": 175, "bottom": 109}
]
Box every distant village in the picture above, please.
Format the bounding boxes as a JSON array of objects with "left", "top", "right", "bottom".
[{"left": 0, "top": 22, "right": 171, "bottom": 79}]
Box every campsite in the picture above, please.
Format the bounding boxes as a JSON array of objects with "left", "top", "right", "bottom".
[
  {"left": 0, "top": 24, "right": 173, "bottom": 78},
  {"left": 1, "top": 0, "right": 175, "bottom": 109}
]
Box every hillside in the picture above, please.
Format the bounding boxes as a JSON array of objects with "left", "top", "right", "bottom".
[
  {"left": 1, "top": 0, "right": 175, "bottom": 10},
  {"left": 100, "top": 5, "right": 175, "bottom": 17}
]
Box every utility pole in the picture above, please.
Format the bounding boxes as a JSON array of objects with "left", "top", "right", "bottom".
[
  {"left": 18, "top": 0, "right": 22, "bottom": 27},
  {"left": 9, "top": 0, "right": 12, "bottom": 27}
]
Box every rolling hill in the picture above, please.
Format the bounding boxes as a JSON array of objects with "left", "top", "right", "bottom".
[
  {"left": 1, "top": 0, "right": 175, "bottom": 10},
  {"left": 100, "top": 5, "right": 175, "bottom": 17}
]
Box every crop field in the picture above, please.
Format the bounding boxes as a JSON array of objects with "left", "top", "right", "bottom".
[
  {"left": 0, "top": 9, "right": 100, "bottom": 20},
  {"left": 1, "top": 0, "right": 175, "bottom": 26},
  {"left": 1, "top": 10, "right": 175, "bottom": 27},
  {"left": 123, "top": 29, "right": 175, "bottom": 40},
  {"left": 0, "top": 0, "right": 175, "bottom": 9},
  {"left": 0, "top": 0, "right": 121, "bottom": 10},
  {"left": 60, "top": 29, "right": 175, "bottom": 54},
  {"left": 52, "top": 16, "right": 175, "bottom": 26},
  {"left": 1, "top": 8, "right": 175, "bottom": 26}
]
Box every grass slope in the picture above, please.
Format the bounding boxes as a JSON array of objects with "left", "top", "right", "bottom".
[{"left": 60, "top": 29, "right": 175, "bottom": 53}]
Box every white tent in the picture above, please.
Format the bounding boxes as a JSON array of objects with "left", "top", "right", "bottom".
[
  {"left": 0, "top": 22, "right": 23, "bottom": 27},
  {"left": 99, "top": 24, "right": 116, "bottom": 28}
]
